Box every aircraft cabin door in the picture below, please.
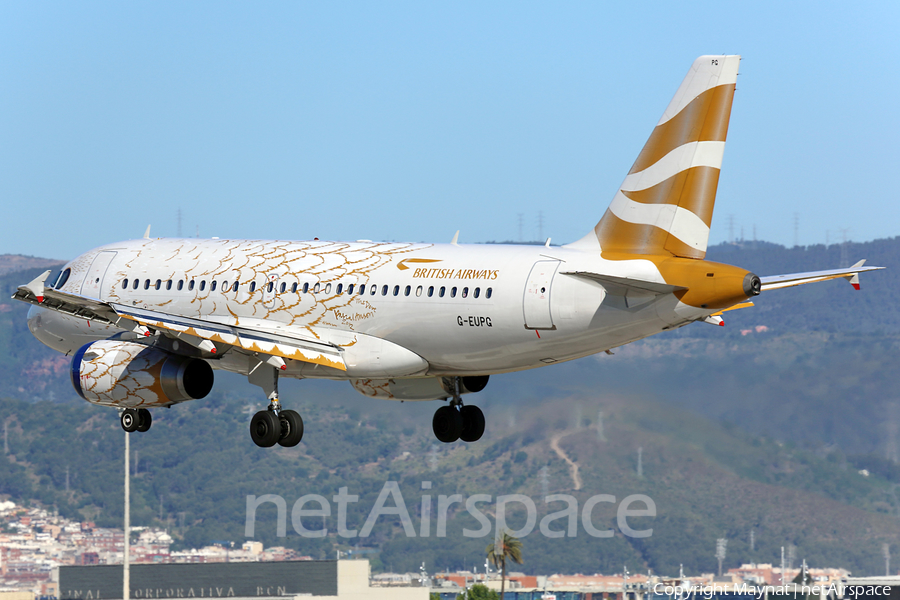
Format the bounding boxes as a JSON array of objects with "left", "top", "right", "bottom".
[
  {"left": 80, "top": 251, "right": 118, "bottom": 299},
  {"left": 523, "top": 260, "right": 559, "bottom": 330},
  {"left": 262, "top": 273, "right": 279, "bottom": 308}
]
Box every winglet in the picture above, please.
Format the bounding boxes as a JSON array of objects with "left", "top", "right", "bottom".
[
  {"left": 451, "top": 230, "right": 459, "bottom": 245},
  {"left": 143, "top": 225, "right": 151, "bottom": 239},
  {"left": 18, "top": 270, "right": 52, "bottom": 303},
  {"left": 846, "top": 259, "right": 865, "bottom": 290}
]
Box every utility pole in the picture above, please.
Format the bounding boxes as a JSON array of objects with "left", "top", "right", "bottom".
[
  {"left": 517, "top": 213, "right": 524, "bottom": 243},
  {"left": 537, "top": 211, "right": 545, "bottom": 242},
  {"left": 840, "top": 228, "right": 850, "bottom": 268},
  {"left": 781, "top": 546, "right": 785, "bottom": 585},
  {"left": 637, "top": 447, "right": 643, "bottom": 479},
  {"left": 715, "top": 538, "right": 727, "bottom": 577},
  {"left": 884, "top": 543, "right": 891, "bottom": 576},
  {"left": 124, "top": 431, "right": 130, "bottom": 600}
]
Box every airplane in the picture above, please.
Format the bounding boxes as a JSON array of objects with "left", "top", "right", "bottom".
[{"left": 14, "top": 55, "right": 882, "bottom": 448}]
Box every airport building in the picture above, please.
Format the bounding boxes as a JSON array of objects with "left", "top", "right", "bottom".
[{"left": 57, "top": 559, "right": 427, "bottom": 600}]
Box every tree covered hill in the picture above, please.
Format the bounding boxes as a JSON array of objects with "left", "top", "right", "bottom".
[{"left": 1, "top": 374, "right": 900, "bottom": 577}]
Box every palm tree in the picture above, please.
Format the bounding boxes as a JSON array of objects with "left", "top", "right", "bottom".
[{"left": 486, "top": 529, "right": 524, "bottom": 600}]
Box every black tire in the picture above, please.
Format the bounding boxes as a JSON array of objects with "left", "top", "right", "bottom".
[
  {"left": 459, "top": 405, "right": 485, "bottom": 443},
  {"left": 120, "top": 409, "right": 140, "bottom": 433},
  {"left": 433, "top": 405, "right": 463, "bottom": 443},
  {"left": 278, "top": 410, "right": 304, "bottom": 447},
  {"left": 250, "top": 410, "right": 281, "bottom": 448},
  {"left": 136, "top": 409, "right": 152, "bottom": 432}
]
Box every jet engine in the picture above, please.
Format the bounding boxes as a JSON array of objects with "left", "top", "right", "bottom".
[
  {"left": 71, "top": 340, "right": 214, "bottom": 408},
  {"left": 351, "top": 375, "right": 489, "bottom": 400}
]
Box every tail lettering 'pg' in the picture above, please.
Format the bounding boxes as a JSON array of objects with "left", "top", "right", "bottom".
[{"left": 569, "top": 55, "right": 740, "bottom": 259}]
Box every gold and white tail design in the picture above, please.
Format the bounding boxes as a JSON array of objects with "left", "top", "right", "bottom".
[{"left": 571, "top": 55, "right": 740, "bottom": 259}]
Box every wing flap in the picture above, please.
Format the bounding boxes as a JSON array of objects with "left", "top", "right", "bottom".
[{"left": 111, "top": 305, "right": 347, "bottom": 371}]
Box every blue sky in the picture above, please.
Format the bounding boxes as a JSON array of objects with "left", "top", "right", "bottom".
[{"left": 2, "top": 2, "right": 897, "bottom": 260}]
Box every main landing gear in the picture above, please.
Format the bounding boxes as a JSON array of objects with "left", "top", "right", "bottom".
[
  {"left": 432, "top": 378, "right": 485, "bottom": 444},
  {"left": 120, "top": 408, "right": 152, "bottom": 433},
  {"left": 248, "top": 362, "right": 304, "bottom": 449},
  {"left": 250, "top": 407, "right": 304, "bottom": 448}
]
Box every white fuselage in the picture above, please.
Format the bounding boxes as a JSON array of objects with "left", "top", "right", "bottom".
[{"left": 29, "top": 237, "right": 712, "bottom": 381}]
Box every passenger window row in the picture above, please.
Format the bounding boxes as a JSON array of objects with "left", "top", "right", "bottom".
[{"left": 120, "top": 278, "right": 493, "bottom": 300}]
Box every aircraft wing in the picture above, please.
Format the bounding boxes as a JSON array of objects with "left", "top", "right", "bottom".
[
  {"left": 12, "top": 270, "right": 346, "bottom": 371},
  {"left": 759, "top": 260, "right": 883, "bottom": 291}
]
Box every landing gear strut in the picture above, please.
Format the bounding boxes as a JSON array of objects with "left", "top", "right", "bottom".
[
  {"left": 120, "top": 408, "right": 152, "bottom": 433},
  {"left": 432, "top": 378, "right": 485, "bottom": 443},
  {"left": 248, "top": 362, "right": 304, "bottom": 448}
]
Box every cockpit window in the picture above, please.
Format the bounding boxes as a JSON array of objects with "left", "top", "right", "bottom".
[{"left": 55, "top": 268, "right": 71, "bottom": 290}]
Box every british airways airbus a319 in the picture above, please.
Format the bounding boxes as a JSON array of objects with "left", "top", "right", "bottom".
[{"left": 15, "top": 56, "right": 882, "bottom": 448}]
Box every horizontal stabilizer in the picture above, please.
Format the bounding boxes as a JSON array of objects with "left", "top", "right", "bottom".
[
  {"left": 562, "top": 271, "right": 686, "bottom": 296},
  {"left": 759, "top": 261, "right": 883, "bottom": 291}
]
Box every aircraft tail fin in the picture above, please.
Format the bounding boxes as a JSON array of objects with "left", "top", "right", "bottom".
[{"left": 568, "top": 55, "right": 740, "bottom": 259}]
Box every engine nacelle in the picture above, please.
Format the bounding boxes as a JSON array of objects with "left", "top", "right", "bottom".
[
  {"left": 351, "top": 375, "right": 489, "bottom": 401},
  {"left": 71, "top": 340, "right": 214, "bottom": 408}
]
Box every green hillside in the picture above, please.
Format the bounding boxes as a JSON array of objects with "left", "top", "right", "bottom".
[{"left": 1, "top": 384, "right": 898, "bottom": 576}]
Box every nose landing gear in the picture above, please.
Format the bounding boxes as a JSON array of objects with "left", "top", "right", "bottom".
[
  {"left": 120, "top": 408, "right": 152, "bottom": 433},
  {"left": 431, "top": 377, "right": 485, "bottom": 443}
]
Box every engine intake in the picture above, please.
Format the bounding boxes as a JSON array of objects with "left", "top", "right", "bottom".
[{"left": 71, "top": 340, "right": 214, "bottom": 408}]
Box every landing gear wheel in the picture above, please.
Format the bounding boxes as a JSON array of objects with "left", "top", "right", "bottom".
[
  {"left": 250, "top": 410, "right": 282, "bottom": 448},
  {"left": 433, "top": 405, "right": 463, "bottom": 443},
  {"left": 120, "top": 409, "right": 140, "bottom": 433},
  {"left": 459, "top": 405, "right": 485, "bottom": 442},
  {"left": 136, "top": 409, "right": 152, "bottom": 432},
  {"left": 278, "top": 410, "right": 304, "bottom": 447}
]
